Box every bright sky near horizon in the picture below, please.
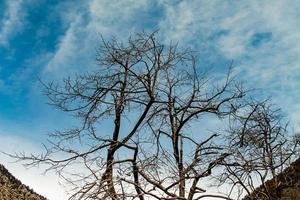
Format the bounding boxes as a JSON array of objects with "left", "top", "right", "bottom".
[{"left": 1, "top": 0, "right": 300, "bottom": 199}]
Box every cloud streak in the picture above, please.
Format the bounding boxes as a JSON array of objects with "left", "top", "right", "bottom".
[
  {"left": 40, "top": 0, "right": 300, "bottom": 134},
  {"left": 0, "top": 0, "right": 25, "bottom": 46},
  {"left": 158, "top": 0, "right": 300, "bottom": 125},
  {"left": 44, "top": 0, "right": 149, "bottom": 76}
]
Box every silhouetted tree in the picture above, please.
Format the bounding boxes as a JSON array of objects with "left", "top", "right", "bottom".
[
  {"left": 216, "top": 101, "right": 299, "bottom": 199},
  {"left": 11, "top": 31, "right": 298, "bottom": 200}
]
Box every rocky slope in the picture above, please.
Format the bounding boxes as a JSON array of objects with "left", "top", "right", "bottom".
[
  {"left": 243, "top": 158, "right": 300, "bottom": 200},
  {"left": 0, "top": 164, "right": 47, "bottom": 200}
]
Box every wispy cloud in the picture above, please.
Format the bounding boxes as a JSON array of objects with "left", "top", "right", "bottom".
[
  {"left": 40, "top": 0, "right": 300, "bottom": 125},
  {"left": 158, "top": 0, "right": 300, "bottom": 124},
  {"left": 44, "top": 0, "right": 149, "bottom": 75},
  {"left": 0, "top": 0, "right": 25, "bottom": 46}
]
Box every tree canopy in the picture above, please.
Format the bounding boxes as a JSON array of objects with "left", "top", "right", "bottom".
[{"left": 12, "top": 31, "right": 299, "bottom": 200}]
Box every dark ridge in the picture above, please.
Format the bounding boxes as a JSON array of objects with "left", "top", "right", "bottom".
[
  {"left": 0, "top": 164, "right": 47, "bottom": 200},
  {"left": 243, "top": 158, "right": 300, "bottom": 200}
]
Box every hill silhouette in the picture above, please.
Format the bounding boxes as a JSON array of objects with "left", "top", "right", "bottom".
[
  {"left": 243, "top": 158, "right": 300, "bottom": 200},
  {"left": 0, "top": 164, "right": 47, "bottom": 200}
]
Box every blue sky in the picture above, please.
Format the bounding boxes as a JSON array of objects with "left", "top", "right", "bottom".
[{"left": 1, "top": 0, "right": 300, "bottom": 199}]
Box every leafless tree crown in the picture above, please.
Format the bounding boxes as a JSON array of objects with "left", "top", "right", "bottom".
[
  {"left": 217, "top": 101, "right": 299, "bottom": 199},
  {"left": 11, "top": 31, "right": 299, "bottom": 200}
]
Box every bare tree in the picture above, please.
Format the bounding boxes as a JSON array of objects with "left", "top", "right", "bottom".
[
  {"left": 216, "top": 101, "right": 300, "bottom": 200},
  {"left": 11, "top": 31, "right": 255, "bottom": 200}
]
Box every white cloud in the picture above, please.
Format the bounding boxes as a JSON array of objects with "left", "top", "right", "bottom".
[
  {"left": 45, "top": 14, "right": 85, "bottom": 73},
  {"left": 158, "top": 0, "right": 300, "bottom": 124},
  {"left": 0, "top": 133, "right": 68, "bottom": 200},
  {"left": 40, "top": 0, "right": 300, "bottom": 138},
  {"left": 44, "top": 0, "right": 148, "bottom": 75},
  {"left": 0, "top": 0, "right": 25, "bottom": 46}
]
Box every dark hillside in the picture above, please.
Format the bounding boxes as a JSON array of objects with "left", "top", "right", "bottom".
[
  {"left": 0, "top": 164, "right": 47, "bottom": 200},
  {"left": 243, "top": 158, "right": 300, "bottom": 200}
]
